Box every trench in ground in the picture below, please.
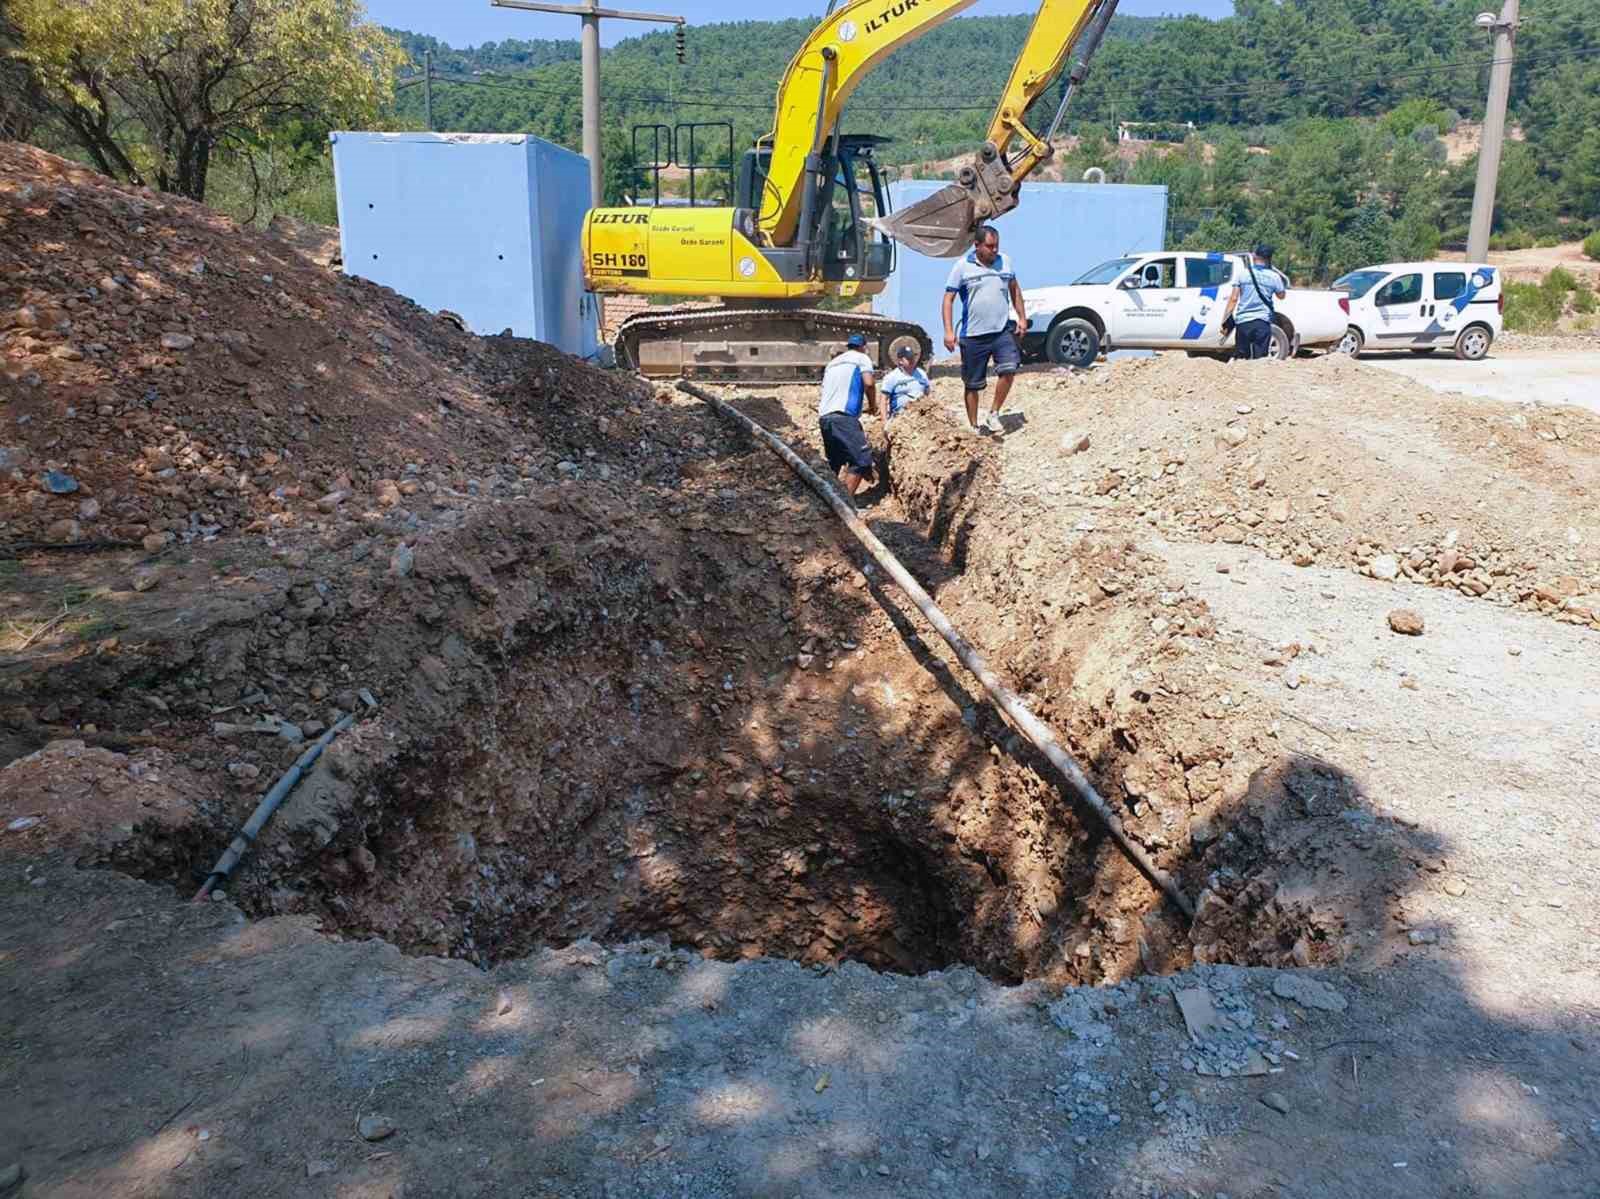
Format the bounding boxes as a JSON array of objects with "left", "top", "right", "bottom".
[
  {"left": 119, "top": 423, "right": 1314, "bottom": 987},
  {"left": 152, "top": 599, "right": 1303, "bottom": 989}
]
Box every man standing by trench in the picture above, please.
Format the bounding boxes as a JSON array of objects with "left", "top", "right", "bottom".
[
  {"left": 943, "top": 224, "right": 1027, "bottom": 436},
  {"left": 1222, "top": 244, "right": 1288, "bottom": 361},
  {"left": 817, "top": 332, "right": 880, "bottom": 500}
]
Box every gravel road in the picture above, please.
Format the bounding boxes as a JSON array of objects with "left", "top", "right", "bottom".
[{"left": 1363, "top": 348, "right": 1599, "bottom": 413}]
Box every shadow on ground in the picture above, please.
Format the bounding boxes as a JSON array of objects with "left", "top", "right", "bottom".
[{"left": 2, "top": 378, "right": 1595, "bottom": 1198}]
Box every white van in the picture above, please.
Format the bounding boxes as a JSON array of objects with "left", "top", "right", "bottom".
[{"left": 1331, "top": 262, "right": 1503, "bottom": 360}]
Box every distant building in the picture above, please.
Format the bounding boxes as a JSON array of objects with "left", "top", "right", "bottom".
[{"left": 1119, "top": 120, "right": 1196, "bottom": 144}]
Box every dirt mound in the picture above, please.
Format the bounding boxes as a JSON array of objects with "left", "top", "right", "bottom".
[
  {"left": 0, "top": 142, "right": 622, "bottom": 551},
  {"left": 992, "top": 353, "right": 1600, "bottom": 631},
  {"left": 876, "top": 402, "right": 1334, "bottom": 976}
]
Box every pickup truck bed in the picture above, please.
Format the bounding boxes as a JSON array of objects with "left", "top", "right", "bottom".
[{"left": 1021, "top": 251, "right": 1348, "bottom": 367}]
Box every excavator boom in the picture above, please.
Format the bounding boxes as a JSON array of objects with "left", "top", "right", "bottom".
[
  {"left": 875, "top": 0, "right": 1119, "bottom": 256},
  {"left": 758, "top": 0, "right": 979, "bottom": 247},
  {"left": 584, "top": 0, "right": 1120, "bottom": 379}
]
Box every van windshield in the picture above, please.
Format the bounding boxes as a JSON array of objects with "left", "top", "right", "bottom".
[
  {"left": 1073, "top": 257, "right": 1140, "bottom": 286},
  {"left": 1333, "top": 269, "right": 1389, "bottom": 299}
]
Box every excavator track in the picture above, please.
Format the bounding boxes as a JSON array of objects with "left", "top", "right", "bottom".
[{"left": 613, "top": 305, "right": 934, "bottom": 382}]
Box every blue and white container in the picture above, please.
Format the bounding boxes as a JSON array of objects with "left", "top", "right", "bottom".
[{"left": 331, "top": 131, "right": 599, "bottom": 358}]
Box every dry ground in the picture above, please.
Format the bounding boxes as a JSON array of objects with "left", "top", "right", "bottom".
[
  {"left": 6, "top": 348, "right": 1599, "bottom": 1198},
  {"left": 4, "top": 142, "right": 1599, "bottom": 1197},
  {"left": 1364, "top": 338, "right": 1600, "bottom": 413}
]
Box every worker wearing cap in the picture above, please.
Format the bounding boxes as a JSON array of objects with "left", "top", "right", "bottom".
[
  {"left": 1223, "top": 245, "right": 1288, "bottom": 361},
  {"left": 817, "top": 333, "right": 879, "bottom": 498},
  {"left": 880, "top": 344, "right": 932, "bottom": 419}
]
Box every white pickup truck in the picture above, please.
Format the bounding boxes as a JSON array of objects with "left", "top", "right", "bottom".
[{"left": 1021, "top": 251, "right": 1350, "bottom": 367}]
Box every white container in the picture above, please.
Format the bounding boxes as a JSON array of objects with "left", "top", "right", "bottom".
[{"left": 330, "top": 131, "right": 599, "bottom": 358}]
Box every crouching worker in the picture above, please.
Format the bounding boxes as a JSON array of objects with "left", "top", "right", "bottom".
[
  {"left": 818, "top": 333, "right": 879, "bottom": 498},
  {"left": 881, "top": 343, "right": 932, "bottom": 419}
]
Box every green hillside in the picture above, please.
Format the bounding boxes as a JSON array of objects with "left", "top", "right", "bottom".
[
  {"left": 390, "top": 13, "right": 1170, "bottom": 167},
  {"left": 391, "top": 2, "right": 1593, "bottom": 166},
  {"left": 383, "top": 1, "right": 1598, "bottom": 279}
]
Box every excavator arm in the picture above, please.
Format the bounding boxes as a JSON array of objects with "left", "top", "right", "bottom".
[
  {"left": 874, "top": 0, "right": 1121, "bottom": 256},
  {"left": 758, "top": 0, "right": 980, "bottom": 247}
]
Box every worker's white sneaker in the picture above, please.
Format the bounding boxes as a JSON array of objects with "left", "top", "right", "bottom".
[{"left": 983, "top": 411, "right": 1004, "bottom": 434}]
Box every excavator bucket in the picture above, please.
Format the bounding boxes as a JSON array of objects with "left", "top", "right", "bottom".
[{"left": 871, "top": 183, "right": 978, "bottom": 259}]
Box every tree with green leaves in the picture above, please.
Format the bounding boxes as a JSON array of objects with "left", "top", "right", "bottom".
[
  {"left": 1329, "top": 198, "right": 1394, "bottom": 278},
  {"left": 0, "top": 0, "right": 46, "bottom": 142},
  {"left": 7, "top": 0, "right": 403, "bottom": 200}
]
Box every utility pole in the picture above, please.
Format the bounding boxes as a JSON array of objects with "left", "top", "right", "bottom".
[
  {"left": 423, "top": 49, "right": 434, "bottom": 132},
  {"left": 1467, "top": 0, "right": 1519, "bottom": 263},
  {"left": 490, "top": 0, "right": 686, "bottom": 206}
]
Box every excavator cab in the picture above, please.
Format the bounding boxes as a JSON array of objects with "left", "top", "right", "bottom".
[{"left": 737, "top": 134, "right": 896, "bottom": 286}]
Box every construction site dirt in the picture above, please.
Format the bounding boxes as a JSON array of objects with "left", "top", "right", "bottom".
[{"left": 3, "top": 144, "right": 1598, "bottom": 1197}]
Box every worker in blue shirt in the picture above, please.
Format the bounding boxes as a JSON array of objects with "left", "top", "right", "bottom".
[
  {"left": 943, "top": 224, "right": 1027, "bottom": 435},
  {"left": 1222, "top": 245, "right": 1288, "bottom": 361},
  {"left": 817, "top": 333, "right": 879, "bottom": 498},
  {"left": 880, "top": 344, "right": 932, "bottom": 419}
]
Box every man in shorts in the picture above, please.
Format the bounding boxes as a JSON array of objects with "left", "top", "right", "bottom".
[
  {"left": 817, "top": 333, "right": 879, "bottom": 498},
  {"left": 942, "top": 224, "right": 1027, "bottom": 435}
]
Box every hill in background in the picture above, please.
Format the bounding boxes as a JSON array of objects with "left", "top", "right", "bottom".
[{"left": 371, "top": 0, "right": 1596, "bottom": 279}]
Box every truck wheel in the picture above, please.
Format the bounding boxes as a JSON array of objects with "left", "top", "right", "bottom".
[
  {"left": 1046, "top": 318, "right": 1100, "bottom": 368},
  {"left": 1455, "top": 324, "right": 1493, "bottom": 361},
  {"left": 1336, "top": 326, "right": 1363, "bottom": 356},
  {"left": 1269, "top": 324, "right": 1292, "bottom": 360}
]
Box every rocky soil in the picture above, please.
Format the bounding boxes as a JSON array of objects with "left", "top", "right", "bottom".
[
  {"left": 3, "top": 142, "right": 1598, "bottom": 1197},
  {"left": 3, "top": 143, "right": 1227, "bottom": 986}
]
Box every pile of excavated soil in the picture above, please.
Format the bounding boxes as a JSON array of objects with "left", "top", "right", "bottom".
[
  {"left": 983, "top": 353, "right": 1600, "bottom": 628},
  {"left": 5, "top": 143, "right": 1233, "bottom": 987},
  {"left": 0, "top": 142, "right": 631, "bottom": 550}
]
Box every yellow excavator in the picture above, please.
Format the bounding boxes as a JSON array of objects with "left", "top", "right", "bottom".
[{"left": 582, "top": 0, "right": 1121, "bottom": 379}]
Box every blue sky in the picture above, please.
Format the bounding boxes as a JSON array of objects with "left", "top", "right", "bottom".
[{"left": 364, "top": 1, "right": 1234, "bottom": 49}]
